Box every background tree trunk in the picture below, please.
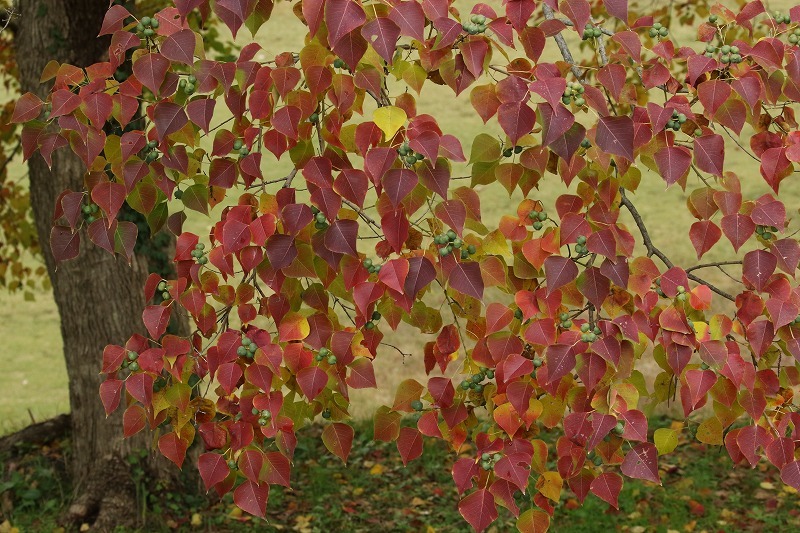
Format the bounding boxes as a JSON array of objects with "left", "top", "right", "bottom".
[{"left": 15, "top": 1, "right": 189, "bottom": 529}]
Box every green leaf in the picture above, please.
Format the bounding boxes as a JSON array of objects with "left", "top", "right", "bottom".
[{"left": 654, "top": 427, "right": 679, "bottom": 455}]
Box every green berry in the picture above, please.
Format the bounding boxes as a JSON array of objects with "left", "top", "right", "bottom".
[
  {"left": 144, "top": 28, "right": 155, "bottom": 37},
  {"left": 514, "top": 309, "right": 523, "bottom": 320},
  {"left": 533, "top": 221, "right": 543, "bottom": 230},
  {"left": 233, "top": 139, "right": 243, "bottom": 150},
  {"left": 452, "top": 238, "right": 463, "bottom": 249},
  {"left": 150, "top": 18, "right": 159, "bottom": 29},
  {"left": 481, "top": 460, "right": 492, "bottom": 470},
  {"left": 411, "top": 400, "right": 424, "bottom": 411},
  {"left": 309, "top": 113, "right": 319, "bottom": 123},
  {"left": 461, "top": 380, "right": 470, "bottom": 390},
  {"left": 721, "top": 45, "right": 731, "bottom": 54},
  {"left": 127, "top": 351, "right": 138, "bottom": 361},
  {"left": 322, "top": 409, "right": 331, "bottom": 419},
  {"left": 659, "top": 27, "right": 668, "bottom": 37},
  {"left": 649, "top": 28, "right": 657, "bottom": 38},
  {"left": 580, "top": 323, "right": 590, "bottom": 333},
  {"left": 333, "top": 58, "right": 345, "bottom": 69},
  {"left": 731, "top": 54, "right": 742, "bottom": 63},
  {"left": 537, "top": 211, "right": 547, "bottom": 221},
  {"left": 653, "top": 22, "right": 662, "bottom": 30},
  {"left": 790, "top": 35, "right": 799, "bottom": 44},
  {"left": 581, "top": 139, "right": 591, "bottom": 148},
  {"left": 562, "top": 320, "right": 573, "bottom": 328},
  {"left": 533, "top": 358, "right": 543, "bottom": 368},
  {"left": 179, "top": 79, "right": 187, "bottom": 88},
  {"left": 327, "top": 355, "right": 337, "bottom": 365},
  {"left": 372, "top": 311, "right": 381, "bottom": 321},
  {"left": 252, "top": 407, "right": 260, "bottom": 415},
  {"left": 188, "top": 75, "right": 197, "bottom": 84},
  {"left": 227, "top": 460, "right": 237, "bottom": 469},
  {"left": 731, "top": 46, "right": 739, "bottom": 54},
  {"left": 415, "top": 152, "right": 424, "bottom": 161},
  {"left": 471, "top": 373, "right": 483, "bottom": 383},
  {"left": 405, "top": 155, "right": 417, "bottom": 165},
  {"left": 129, "top": 361, "right": 139, "bottom": 371},
  {"left": 161, "top": 291, "right": 170, "bottom": 300},
  {"left": 705, "top": 44, "right": 716, "bottom": 53},
  {"left": 365, "top": 321, "right": 375, "bottom": 330},
  {"left": 503, "top": 148, "right": 513, "bottom": 158},
  {"left": 467, "top": 244, "right": 476, "bottom": 254},
  {"left": 700, "top": 362, "right": 710, "bottom": 370},
  {"left": 576, "top": 235, "right": 587, "bottom": 245},
  {"left": 184, "top": 83, "right": 195, "bottom": 94},
  {"left": 678, "top": 113, "right": 687, "bottom": 123},
  {"left": 148, "top": 140, "right": 158, "bottom": 149},
  {"left": 247, "top": 343, "right": 257, "bottom": 353},
  {"left": 559, "top": 312, "right": 569, "bottom": 321},
  {"left": 561, "top": 96, "right": 571, "bottom": 105},
  {"left": 708, "top": 15, "right": 718, "bottom": 23},
  {"left": 141, "top": 16, "right": 151, "bottom": 27},
  {"left": 239, "top": 147, "right": 249, "bottom": 157},
  {"left": 574, "top": 97, "right": 585, "bottom": 107},
  {"left": 446, "top": 230, "right": 457, "bottom": 241},
  {"left": 514, "top": 145, "right": 523, "bottom": 154},
  {"left": 157, "top": 281, "right": 167, "bottom": 291},
  {"left": 439, "top": 246, "right": 450, "bottom": 257},
  {"left": 614, "top": 421, "right": 625, "bottom": 435},
  {"left": 136, "top": 23, "right": 145, "bottom": 33},
  {"left": 492, "top": 453, "right": 502, "bottom": 462},
  {"left": 315, "top": 354, "right": 323, "bottom": 362},
  {"left": 486, "top": 370, "right": 494, "bottom": 379},
  {"left": 237, "top": 346, "right": 248, "bottom": 357}
]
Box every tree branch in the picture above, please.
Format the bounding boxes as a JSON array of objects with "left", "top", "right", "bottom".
[
  {"left": 619, "top": 188, "right": 735, "bottom": 301},
  {"left": 542, "top": 4, "right": 584, "bottom": 79}
]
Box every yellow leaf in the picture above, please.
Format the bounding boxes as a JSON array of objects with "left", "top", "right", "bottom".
[
  {"left": 536, "top": 471, "right": 562, "bottom": 502},
  {"left": 369, "top": 463, "right": 385, "bottom": 475},
  {"left": 760, "top": 481, "right": 775, "bottom": 490},
  {"left": 191, "top": 513, "right": 203, "bottom": 527},
  {"left": 353, "top": 487, "right": 364, "bottom": 496},
  {"left": 373, "top": 106, "right": 407, "bottom": 140},
  {"left": 654, "top": 427, "right": 679, "bottom": 455},
  {"left": 696, "top": 417, "right": 724, "bottom": 445}
]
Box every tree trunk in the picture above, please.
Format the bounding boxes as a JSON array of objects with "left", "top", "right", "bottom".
[{"left": 16, "top": 1, "right": 187, "bottom": 529}]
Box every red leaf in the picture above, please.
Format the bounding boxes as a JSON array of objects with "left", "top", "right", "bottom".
[
  {"left": 322, "top": 422, "right": 354, "bottom": 463},
  {"left": 99, "top": 5, "right": 131, "bottom": 36},
  {"left": 324, "top": 219, "right": 359, "bottom": 257},
  {"left": 389, "top": 1, "right": 425, "bottom": 41},
  {"left": 11, "top": 93, "right": 43, "bottom": 123},
  {"left": 499, "top": 102, "right": 536, "bottom": 145},
  {"left": 449, "top": 261, "right": 484, "bottom": 300},
  {"left": 159, "top": 432, "right": 188, "bottom": 468},
  {"left": 238, "top": 449, "right": 265, "bottom": 483},
  {"left": 347, "top": 358, "right": 377, "bottom": 389},
  {"left": 99, "top": 379, "right": 124, "bottom": 415},
  {"left": 198, "top": 453, "right": 231, "bottom": 491},
  {"left": 233, "top": 480, "right": 269, "bottom": 518},
  {"left": 162, "top": 29, "right": 197, "bottom": 65},
  {"left": 596, "top": 116, "right": 634, "bottom": 161},
  {"left": 742, "top": 249, "right": 777, "bottom": 292},
  {"left": 325, "top": 0, "right": 366, "bottom": 46},
  {"left": 378, "top": 257, "right": 409, "bottom": 293},
  {"left": 693, "top": 134, "right": 724, "bottom": 176},
  {"left": 544, "top": 256, "right": 577, "bottom": 296},
  {"left": 621, "top": 443, "right": 661, "bottom": 484},
  {"left": 396, "top": 426, "right": 423, "bottom": 465},
  {"left": 361, "top": 17, "right": 400, "bottom": 63},
  {"left": 50, "top": 226, "right": 80, "bottom": 263},
  {"left": 459, "top": 489, "right": 498, "bottom": 532},
  {"left": 296, "top": 366, "right": 328, "bottom": 400},
  {"left": 186, "top": 98, "right": 216, "bottom": 133},
  {"left": 91, "top": 181, "right": 127, "bottom": 223},
  {"left": 133, "top": 53, "right": 170, "bottom": 95},
  {"left": 153, "top": 102, "right": 189, "bottom": 140},
  {"left": 654, "top": 146, "right": 691, "bottom": 186},
  {"left": 590, "top": 472, "right": 623, "bottom": 509},
  {"left": 689, "top": 220, "right": 722, "bottom": 259},
  {"left": 721, "top": 214, "right": 754, "bottom": 252},
  {"left": 781, "top": 460, "right": 800, "bottom": 491},
  {"left": 142, "top": 304, "right": 171, "bottom": 339},
  {"left": 382, "top": 169, "right": 418, "bottom": 208}
]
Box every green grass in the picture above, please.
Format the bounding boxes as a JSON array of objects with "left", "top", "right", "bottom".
[{"left": 2, "top": 418, "right": 799, "bottom": 532}]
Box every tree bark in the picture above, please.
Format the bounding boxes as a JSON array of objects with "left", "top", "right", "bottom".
[{"left": 15, "top": 1, "right": 187, "bottom": 529}]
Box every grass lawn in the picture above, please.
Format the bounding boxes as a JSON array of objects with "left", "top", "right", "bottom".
[{"left": 2, "top": 417, "right": 799, "bottom": 532}]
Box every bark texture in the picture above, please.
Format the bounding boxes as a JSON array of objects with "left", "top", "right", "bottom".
[{"left": 15, "top": 1, "right": 184, "bottom": 529}]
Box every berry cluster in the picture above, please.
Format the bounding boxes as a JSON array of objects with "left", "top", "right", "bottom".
[
  {"left": 81, "top": 201, "right": 100, "bottom": 224},
  {"left": 574, "top": 234, "right": 588, "bottom": 255},
  {"left": 362, "top": 258, "right": 381, "bottom": 274},
  {"left": 434, "top": 229, "right": 476, "bottom": 258},
  {"left": 459, "top": 367, "right": 495, "bottom": 393},
  {"left": 314, "top": 346, "right": 338, "bottom": 365},
  {"left": 580, "top": 323, "right": 602, "bottom": 343},
  {"left": 756, "top": 225, "right": 779, "bottom": 240},
  {"left": 190, "top": 242, "right": 208, "bottom": 265},
  {"left": 144, "top": 139, "right": 159, "bottom": 163},
  {"left": 582, "top": 24, "right": 603, "bottom": 40},
  {"left": 528, "top": 209, "right": 548, "bottom": 231},
  {"left": 251, "top": 408, "right": 272, "bottom": 426},
  {"left": 648, "top": 22, "right": 669, "bottom": 39},
  {"left": 502, "top": 145, "right": 523, "bottom": 157},
  {"left": 462, "top": 14, "right": 488, "bottom": 35},
  {"left": 121, "top": 350, "right": 139, "bottom": 372},
  {"left": 703, "top": 44, "right": 742, "bottom": 64},
  {"left": 312, "top": 206, "right": 328, "bottom": 230},
  {"left": 561, "top": 81, "right": 585, "bottom": 107},
  {"left": 676, "top": 284, "right": 687, "bottom": 302},
  {"left": 364, "top": 311, "right": 381, "bottom": 330},
  {"left": 774, "top": 11, "right": 791, "bottom": 25},
  {"left": 666, "top": 109, "right": 687, "bottom": 131},
  {"left": 479, "top": 452, "right": 503, "bottom": 471},
  {"left": 398, "top": 143, "right": 424, "bottom": 166},
  {"left": 558, "top": 312, "right": 573, "bottom": 330},
  {"left": 157, "top": 280, "right": 171, "bottom": 301},
  {"left": 135, "top": 16, "right": 159, "bottom": 38},
  {"left": 232, "top": 139, "right": 249, "bottom": 158},
  {"left": 178, "top": 75, "right": 198, "bottom": 95},
  {"left": 236, "top": 335, "right": 257, "bottom": 359}
]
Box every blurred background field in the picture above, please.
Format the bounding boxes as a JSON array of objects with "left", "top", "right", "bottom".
[{"left": 1, "top": 0, "right": 799, "bottom": 430}]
